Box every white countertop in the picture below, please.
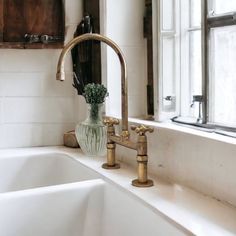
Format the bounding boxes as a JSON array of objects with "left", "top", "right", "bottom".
[{"left": 1, "top": 146, "right": 236, "bottom": 236}]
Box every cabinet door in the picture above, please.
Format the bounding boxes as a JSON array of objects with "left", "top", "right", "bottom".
[
  {"left": 0, "top": 0, "right": 64, "bottom": 48},
  {"left": 24, "top": 0, "right": 64, "bottom": 39},
  {"left": 3, "top": 0, "right": 25, "bottom": 42},
  {"left": 0, "top": 0, "right": 4, "bottom": 41}
]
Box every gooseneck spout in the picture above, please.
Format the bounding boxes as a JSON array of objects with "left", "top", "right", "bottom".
[
  {"left": 56, "top": 33, "right": 128, "bottom": 134},
  {"left": 57, "top": 33, "right": 154, "bottom": 188}
]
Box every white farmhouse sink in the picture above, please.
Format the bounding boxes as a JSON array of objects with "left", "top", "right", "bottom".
[
  {"left": 1, "top": 147, "right": 235, "bottom": 235},
  {"left": 0, "top": 179, "right": 187, "bottom": 236},
  {"left": 0, "top": 153, "right": 99, "bottom": 193}
]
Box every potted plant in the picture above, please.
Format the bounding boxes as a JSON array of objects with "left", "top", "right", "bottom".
[{"left": 75, "top": 83, "right": 108, "bottom": 156}]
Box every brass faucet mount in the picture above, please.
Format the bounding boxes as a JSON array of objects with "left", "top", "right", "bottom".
[{"left": 56, "top": 33, "right": 154, "bottom": 187}]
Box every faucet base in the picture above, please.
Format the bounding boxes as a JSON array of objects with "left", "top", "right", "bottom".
[
  {"left": 102, "top": 163, "right": 120, "bottom": 169},
  {"left": 132, "top": 179, "right": 154, "bottom": 188}
]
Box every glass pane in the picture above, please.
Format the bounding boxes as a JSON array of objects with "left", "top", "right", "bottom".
[
  {"left": 190, "top": 0, "right": 201, "bottom": 27},
  {"left": 189, "top": 30, "right": 202, "bottom": 118},
  {"left": 162, "top": 37, "right": 176, "bottom": 112},
  {"left": 210, "top": 25, "right": 236, "bottom": 126},
  {"left": 190, "top": 30, "right": 202, "bottom": 95},
  {"left": 213, "top": 0, "right": 236, "bottom": 14},
  {"left": 162, "top": 0, "right": 174, "bottom": 30}
]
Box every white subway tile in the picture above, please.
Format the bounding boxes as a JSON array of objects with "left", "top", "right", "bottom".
[
  {"left": 42, "top": 72, "right": 75, "bottom": 97},
  {"left": 3, "top": 97, "right": 75, "bottom": 123},
  {"left": 128, "top": 95, "right": 146, "bottom": 117},
  {"left": 121, "top": 46, "right": 146, "bottom": 96},
  {"left": 65, "top": 24, "right": 78, "bottom": 44},
  {"left": 0, "top": 79, "right": 4, "bottom": 96},
  {"left": 0, "top": 99, "right": 3, "bottom": 124},
  {"left": 0, "top": 125, "right": 4, "bottom": 148},
  {"left": 0, "top": 50, "right": 53, "bottom": 72},
  {"left": 105, "top": 45, "right": 147, "bottom": 117},
  {"left": 0, "top": 0, "right": 83, "bottom": 149},
  {"left": 106, "top": 0, "right": 145, "bottom": 46},
  {"left": 65, "top": 0, "right": 83, "bottom": 25},
  {"left": 106, "top": 48, "right": 121, "bottom": 118},
  {"left": 41, "top": 123, "right": 76, "bottom": 146},
  {"left": 1, "top": 124, "right": 43, "bottom": 148},
  {"left": 51, "top": 50, "right": 73, "bottom": 73},
  {"left": 0, "top": 72, "right": 43, "bottom": 97},
  {"left": 74, "top": 95, "right": 87, "bottom": 123},
  {"left": 0, "top": 72, "right": 75, "bottom": 97},
  {"left": 1, "top": 123, "right": 75, "bottom": 148}
]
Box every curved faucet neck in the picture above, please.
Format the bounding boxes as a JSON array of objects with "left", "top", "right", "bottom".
[{"left": 56, "top": 33, "right": 129, "bottom": 133}]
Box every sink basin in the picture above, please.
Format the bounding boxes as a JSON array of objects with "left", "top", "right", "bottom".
[
  {"left": 0, "top": 179, "right": 187, "bottom": 236},
  {"left": 1, "top": 147, "right": 235, "bottom": 236},
  {"left": 0, "top": 153, "right": 99, "bottom": 193}
]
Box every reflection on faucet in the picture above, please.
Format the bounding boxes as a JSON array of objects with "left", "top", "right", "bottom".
[{"left": 56, "top": 33, "right": 154, "bottom": 187}]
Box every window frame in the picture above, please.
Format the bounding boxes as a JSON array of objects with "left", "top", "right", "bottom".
[
  {"left": 202, "top": 0, "right": 236, "bottom": 132},
  {"left": 153, "top": 0, "right": 236, "bottom": 134},
  {"left": 153, "top": 0, "right": 181, "bottom": 121},
  {"left": 180, "top": 0, "right": 202, "bottom": 118}
]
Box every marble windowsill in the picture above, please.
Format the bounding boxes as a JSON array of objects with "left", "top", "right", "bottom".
[{"left": 128, "top": 117, "right": 236, "bottom": 145}]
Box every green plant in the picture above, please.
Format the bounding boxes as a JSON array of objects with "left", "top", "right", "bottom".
[
  {"left": 83, "top": 83, "right": 109, "bottom": 121},
  {"left": 83, "top": 83, "right": 108, "bottom": 104}
]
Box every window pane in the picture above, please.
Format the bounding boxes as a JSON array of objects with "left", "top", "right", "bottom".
[
  {"left": 162, "top": 37, "right": 176, "bottom": 112},
  {"left": 213, "top": 0, "right": 236, "bottom": 14},
  {"left": 190, "top": 30, "right": 202, "bottom": 96},
  {"left": 210, "top": 26, "right": 236, "bottom": 126},
  {"left": 162, "top": 0, "right": 174, "bottom": 30},
  {"left": 190, "top": 0, "right": 201, "bottom": 27},
  {"left": 189, "top": 30, "right": 202, "bottom": 118}
]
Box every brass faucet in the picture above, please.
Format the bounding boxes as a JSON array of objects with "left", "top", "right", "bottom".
[{"left": 56, "top": 33, "right": 154, "bottom": 187}]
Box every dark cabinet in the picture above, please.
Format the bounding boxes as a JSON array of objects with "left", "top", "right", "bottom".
[{"left": 0, "top": 0, "right": 65, "bottom": 49}]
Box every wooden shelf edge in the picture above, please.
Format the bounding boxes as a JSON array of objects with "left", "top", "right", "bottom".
[{"left": 0, "top": 42, "right": 64, "bottom": 49}]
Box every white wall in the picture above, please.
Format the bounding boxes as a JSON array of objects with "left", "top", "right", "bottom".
[
  {"left": 117, "top": 122, "right": 236, "bottom": 207},
  {"left": 102, "top": 1, "right": 236, "bottom": 208},
  {"left": 0, "top": 0, "right": 83, "bottom": 148},
  {"left": 102, "top": 0, "right": 147, "bottom": 118}
]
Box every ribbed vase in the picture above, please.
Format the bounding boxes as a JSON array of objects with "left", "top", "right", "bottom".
[{"left": 75, "top": 103, "right": 107, "bottom": 156}]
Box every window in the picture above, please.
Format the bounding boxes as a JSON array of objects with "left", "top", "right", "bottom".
[
  {"left": 207, "top": 1, "right": 236, "bottom": 128},
  {"left": 153, "top": 0, "right": 180, "bottom": 121},
  {"left": 153, "top": 0, "right": 236, "bottom": 133}
]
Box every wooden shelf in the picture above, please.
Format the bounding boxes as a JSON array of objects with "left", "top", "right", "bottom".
[
  {"left": 0, "top": 0, "right": 65, "bottom": 49},
  {"left": 0, "top": 42, "right": 64, "bottom": 49}
]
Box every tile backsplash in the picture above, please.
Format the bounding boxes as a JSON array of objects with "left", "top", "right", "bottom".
[
  {"left": 103, "top": 0, "right": 147, "bottom": 118},
  {"left": 0, "top": 0, "right": 83, "bottom": 148}
]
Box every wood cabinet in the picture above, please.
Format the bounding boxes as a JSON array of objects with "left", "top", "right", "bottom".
[{"left": 0, "top": 0, "right": 65, "bottom": 49}]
